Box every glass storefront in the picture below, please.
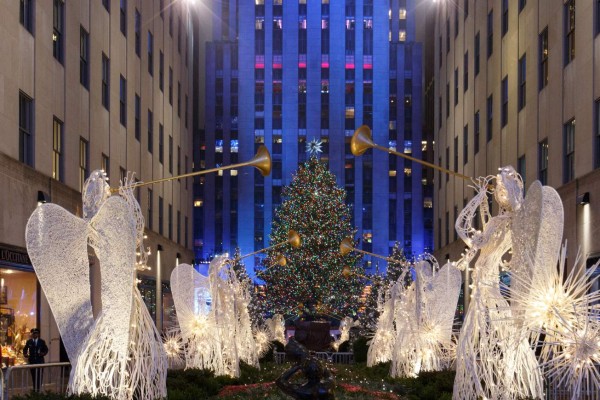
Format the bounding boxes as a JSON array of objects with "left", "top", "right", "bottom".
[{"left": 0, "top": 267, "right": 38, "bottom": 366}]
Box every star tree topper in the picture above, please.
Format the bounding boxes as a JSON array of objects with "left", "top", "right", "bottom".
[{"left": 306, "top": 139, "right": 323, "bottom": 157}]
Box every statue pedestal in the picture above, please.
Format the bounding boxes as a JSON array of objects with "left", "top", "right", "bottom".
[{"left": 294, "top": 321, "right": 333, "bottom": 352}]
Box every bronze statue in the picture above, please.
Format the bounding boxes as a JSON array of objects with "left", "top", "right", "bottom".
[{"left": 276, "top": 337, "right": 336, "bottom": 399}]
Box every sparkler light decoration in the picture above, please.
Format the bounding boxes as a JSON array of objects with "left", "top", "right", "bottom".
[
  {"left": 333, "top": 316, "right": 360, "bottom": 351},
  {"left": 26, "top": 171, "right": 167, "bottom": 400}
]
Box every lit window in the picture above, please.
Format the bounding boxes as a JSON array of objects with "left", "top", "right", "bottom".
[
  {"left": 424, "top": 197, "right": 433, "bottom": 208},
  {"left": 230, "top": 139, "right": 239, "bottom": 153},
  {"left": 421, "top": 140, "right": 428, "bottom": 151},
  {"left": 399, "top": 30, "right": 406, "bottom": 41},
  {"left": 389, "top": 140, "right": 397, "bottom": 151},
  {"left": 345, "top": 107, "right": 355, "bottom": 118},
  {"left": 399, "top": 9, "right": 407, "bottom": 19},
  {"left": 404, "top": 140, "right": 412, "bottom": 154},
  {"left": 194, "top": 200, "right": 203, "bottom": 207},
  {"left": 230, "top": 169, "right": 238, "bottom": 176},
  {"left": 404, "top": 168, "right": 412, "bottom": 176},
  {"left": 215, "top": 139, "right": 223, "bottom": 153},
  {"left": 389, "top": 170, "right": 397, "bottom": 177}
]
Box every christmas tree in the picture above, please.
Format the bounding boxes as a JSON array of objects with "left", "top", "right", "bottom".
[
  {"left": 255, "top": 157, "right": 365, "bottom": 318},
  {"left": 230, "top": 247, "right": 252, "bottom": 287}
]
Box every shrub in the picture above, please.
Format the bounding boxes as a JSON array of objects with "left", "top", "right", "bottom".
[{"left": 352, "top": 336, "right": 369, "bottom": 363}]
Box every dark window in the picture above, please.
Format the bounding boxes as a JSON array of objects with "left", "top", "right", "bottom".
[
  {"left": 446, "top": 18, "right": 450, "bottom": 53},
  {"left": 135, "top": 94, "right": 140, "bottom": 140},
  {"left": 463, "top": 124, "right": 468, "bottom": 164},
  {"left": 438, "top": 96, "right": 442, "bottom": 128},
  {"left": 597, "top": 0, "right": 600, "bottom": 36},
  {"left": 501, "top": 76, "right": 508, "bottom": 127},
  {"left": 168, "top": 204, "right": 173, "bottom": 240},
  {"left": 159, "top": 124, "right": 164, "bottom": 164},
  {"left": 564, "top": 119, "right": 575, "bottom": 183},
  {"left": 474, "top": 32, "right": 480, "bottom": 75},
  {"left": 539, "top": 139, "right": 548, "bottom": 185},
  {"left": 135, "top": 9, "right": 141, "bottom": 56},
  {"left": 148, "top": 110, "right": 153, "bottom": 153},
  {"left": 487, "top": 95, "right": 493, "bottom": 142},
  {"left": 453, "top": 136, "right": 459, "bottom": 172},
  {"left": 177, "top": 146, "right": 181, "bottom": 175},
  {"left": 20, "top": 0, "right": 34, "bottom": 33},
  {"left": 53, "top": 0, "right": 64, "bottom": 63},
  {"left": 101, "top": 153, "right": 110, "bottom": 178},
  {"left": 148, "top": 31, "right": 153, "bottom": 76},
  {"left": 19, "top": 92, "right": 33, "bottom": 166},
  {"left": 540, "top": 27, "right": 548, "bottom": 89},
  {"left": 120, "top": 0, "right": 127, "bottom": 36},
  {"left": 454, "top": 68, "right": 459, "bottom": 105},
  {"left": 519, "top": 0, "right": 526, "bottom": 12},
  {"left": 120, "top": 75, "right": 127, "bottom": 126},
  {"left": 474, "top": 111, "right": 480, "bottom": 154},
  {"left": 446, "top": 146, "right": 450, "bottom": 181},
  {"left": 177, "top": 210, "right": 181, "bottom": 244},
  {"left": 517, "top": 155, "right": 526, "bottom": 187},
  {"left": 446, "top": 83, "right": 450, "bottom": 117},
  {"left": 159, "top": 51, "right": 164, "bottom": 91},
  {"left": 177, "top": 81, "right": 181, "bottom": 117},
  {"left": 519, "top": 54, "right": 526, "bottom": 110},
  {"left": 185, "top": 216, "right": 188, "bottom": 248},
  {"left": 80, "top": 27, "right": 89, "bottom": 88},
  {"left": 185, "top": 95, "right": 188, "bottom": 128},
  {"left": 147, "top": 189, "right": 153, "bottom": 230},
  {"left": 102, "top": 0, "right": 110, "bottom": 12},
  {"left": 464, "top": 51, "right": 468, "bottom": 92},
  {"left": 52, "top": 118, "right": 63, "bottom": 182},
  {"left": 169, "top": 136, "right": 173, "bottom": 173},
  {"left": 565, "top": 0, "right": 575, "bottom": 65},
  {"left": 502, "top": 0, "right": 508, "bottom": 36},
  {"left": 454, "top": 4, "right": 459, "bottom": 37},
  {"left": 464, "top": 0, "right": 469, "bottom": 18},
  {"left": 158, "top": 196, "right": 164, "bottom": 235},
  {"left": 79, "top": 138, "right": 89, "bottom": 191},
  {"left": 169, "top": 6, "right": 173, "bottom": 36},
  {"left": 102, "top": 54, "right": 110, "bottom": 110},
  {"left": 169, "top": 68, "right": 173, "bottom": 105},
  {"left": 487, "top": 10, "right": 493, "bottom": 58}
]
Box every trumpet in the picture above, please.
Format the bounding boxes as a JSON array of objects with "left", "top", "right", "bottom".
[
  {"left": 112, "top": 145, "right": 271, "bottom": 192},
  {"left": 351, "top": 125, "right": 472, "bottom": 182},
  {"left": 231, "top": 230, "right": 301, "bottom": 269}
]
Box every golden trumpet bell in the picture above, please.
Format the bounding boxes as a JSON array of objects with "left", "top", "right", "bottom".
[
  {"left": 276, "top": 254, "right": 287, "bottom": 266},
  {"left": 340, "top": 238, "right": 354, "bottom": 256},
  {"left": 288, "top": 230, "right": 302, "bottom": 248},
  {"left": 250, "top": 145, "right": 272, "bottom": 176},
  {"left": 351, "top": 125, "right": 376, "bottom": 156}
]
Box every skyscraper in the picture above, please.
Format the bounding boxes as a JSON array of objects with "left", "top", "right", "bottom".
[{"left": 196, "top": 0, "right": 432, "bottom": 275}]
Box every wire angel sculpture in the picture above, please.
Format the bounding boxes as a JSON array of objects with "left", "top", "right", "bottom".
[
  {"left": 25, "top": 171, "right": 167, "bottom": 400},
  {"left": 453, "top": 167, "right": 544, "bottom": 400},
  {"left": 366, "top": 280, "right": 401, "bottom": 367},
  {"left": 170, "top": 255, "right": 258, "bottom": 377},
  {"left": 265, "top": 313, "right": 287, "bottom": 345},
  {"left": 390, "top": 259, "right": 461, "bottom": 378},
  {"left": 332, "top": 316, "right": 360, "bottom": 351}
]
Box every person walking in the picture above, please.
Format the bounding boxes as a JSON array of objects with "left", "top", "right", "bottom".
[{"left": 23, "top": 328, "right": 48, "bottom": 392}]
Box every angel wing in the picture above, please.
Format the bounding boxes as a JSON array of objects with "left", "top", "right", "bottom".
[
  {"left": 88, "top": 195, "right": 137, "bottom": 355},
  {"left": 423, "top": 262, "right": 462, "bottom": 342},
  {"left": 26, "top": 203, "right": 94, "bottom": 362},
  {"left": 170, "top": 263, "right": 211, "bottom": 336}
]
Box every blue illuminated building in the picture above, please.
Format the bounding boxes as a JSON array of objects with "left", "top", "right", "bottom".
[{"left": 194, "top": 0, "right": 433, "bottom": 276}]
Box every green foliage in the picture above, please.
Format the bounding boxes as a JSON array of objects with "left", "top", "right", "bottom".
[
  {"left": 393, "top": 370, "right": 456, "bottom": 400},
  {"left": 255, "top": 157, "right": 364, "bottom": 318},
  {"left": 352, "top": 336, "right": 369, "bottom": 363},
  {"left": 12, "top": 393, "right": 112, "bottom": 400}
]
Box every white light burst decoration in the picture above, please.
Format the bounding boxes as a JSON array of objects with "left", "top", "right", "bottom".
[
  {"left": 306, "top": 138, "right": 323, "bottom": 156},
  {"left": 163, "top": 330, "right": 185, "bottom": 370}
]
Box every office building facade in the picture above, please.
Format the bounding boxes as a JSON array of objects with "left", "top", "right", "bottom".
[
  {"left": 197, "top": 0, "right": 433, "bottom": 275},
  {"left": 434, "top": 0, "right": 600, "bottom": 281},
  {"left": 0, "top": 0, "right": 194, "bottom": 361}
]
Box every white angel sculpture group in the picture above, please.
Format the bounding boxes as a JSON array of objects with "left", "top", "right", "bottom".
[
  {"left": 367, "top": 258, "right": 461, "bottom": 378},
  {"left": 169, "top": 255, "right": 259, "bottom": 377}
]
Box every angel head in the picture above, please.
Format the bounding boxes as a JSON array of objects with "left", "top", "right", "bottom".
[
  {"left": 494, "top": 166, "right": 524, "bottom": 212},
  {"left": 82, "top": 170, "right": 111, "bottom": 220}
]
